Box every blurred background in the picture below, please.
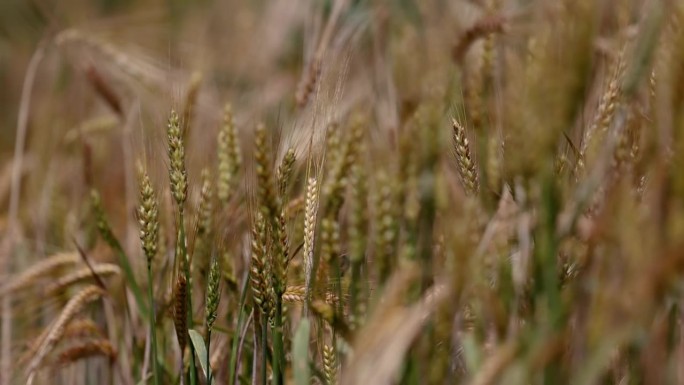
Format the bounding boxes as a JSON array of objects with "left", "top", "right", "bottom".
[{"left": 0, "top": 0, "right": 469, "bottom": 248}]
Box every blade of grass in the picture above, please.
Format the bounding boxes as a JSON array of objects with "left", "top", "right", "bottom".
[
  {"left": 293, "top": 319, "right": 311, "bottom": 385},
  {"left": 189, "top": 329, "right": 210, "bottom": 382}
]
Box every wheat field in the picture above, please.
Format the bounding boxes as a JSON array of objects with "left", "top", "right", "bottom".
[{"left": 2, "top": 0, "right": 684, "bottom": 384}]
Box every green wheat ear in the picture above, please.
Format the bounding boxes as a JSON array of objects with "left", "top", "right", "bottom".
[
  {"left": 137, "top": 169, "right": 161, "bottom": 385},
  {"left": 138, "top": 172, "right": 159, "bottom": 269},
  {"left": 277, "top": 147, "right": 296, "bottom": 197},
  {"left": 167, "top": 110, "right": 187, "bottom": 208},
  {"left": 205, "top": 256, "right": 221, "bottom": 332}
]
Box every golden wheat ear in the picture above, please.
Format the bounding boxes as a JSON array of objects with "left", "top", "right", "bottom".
[
  {"left": 452, "top": 118, "right": 480, "bottom": 196},
  {"left": 25, "top": 286, "right": 105, "bottom": 384},
  {"left": 45, "top": 264, "right": 121, "bottom": 295},
  {"left": 0, "top": 253, "right": 80, "bottom": 298},
  {"left": 250, "top": 213, "right": 271, "bottom": 317},
  {"left": 323, "top": 343, "right": 338, "bottom": 385},
  {"left": 51, "top": 339, "right": 117, "bottom": 368},
  {"left": 303, "top": 177, "right": 319, "bottom": 305}
]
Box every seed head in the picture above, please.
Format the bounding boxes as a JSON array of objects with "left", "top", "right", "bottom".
[
  {"left": 205, "top": 256, "right": 221, "bottom": 332},
  {"left": 167, "top": 110, "right": 187, "bottom": 206},
  {"left": 138, "top": 172, "right": 159, "bottom": 268},
  {"left": 277, "top": 148, "right": 296, "bottom": 197}
]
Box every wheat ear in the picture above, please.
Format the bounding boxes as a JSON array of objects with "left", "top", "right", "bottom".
[
  {"left": 53, "top": 339, "right": 117, "bottom": 367},
  {"left": 452, "top": 118, "right": 480, "bottom": 196},
  {"left": 0, "top": 252, "right": 80, "bottom": 297},
  {"left": 26, "top": 286, "right": 105, "bottom": 383},
  {"left": 45, "top": 264, "right": 121, "bottom": 295},
  {"left": 303, "top": 177, "right": 319, "bottom": 305}
]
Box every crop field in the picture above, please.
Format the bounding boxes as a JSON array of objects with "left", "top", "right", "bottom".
[{"left": 1, "top": 0, "right": 684, "bottom": 384}]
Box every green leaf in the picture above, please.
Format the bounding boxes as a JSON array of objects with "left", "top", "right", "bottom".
[
  {"left": 461, "top": 332, "right": 482, "bottom": 374},
  {"left": 189, "top": 329, "right": 210, "bottom": 382},
  {"left": 293, "top": 319, "right": 311, "bottom": 385}
]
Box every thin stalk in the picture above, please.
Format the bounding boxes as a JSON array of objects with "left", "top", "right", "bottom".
[
  {"left": 178, "top": 211, "right": 198, "bottom": 385},
  {"left": 261, "top": 319, "right": 268, "bottom": 385},
  {"left": 229, "top": 275, "right": 250, "bottom": 385},
  {"left": 272, "top": 298, "right": 284, "bottom": 385},
  {"left": 206, "top": 331, "right": 212, "bottom": 385},
  {"left": 147, "top": 266, "right": 161, "bottom": 385}
]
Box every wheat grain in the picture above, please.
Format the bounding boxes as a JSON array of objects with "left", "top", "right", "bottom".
[{"left": 283, "top": 285, "right": 306, "bottom": 303}]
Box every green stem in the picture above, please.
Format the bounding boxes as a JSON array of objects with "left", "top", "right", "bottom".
[
  {"left": 147, "top": 266, "right": 161, "bottom": 385},
  {"left": 206, "top": 331, "right": 212, "bottom": 385},
  {"left": 178, "top": 211, "right": 198, "bottom": 385},
  {"left": 272, "top": 298, "right": 284, "bottom": 385},
  {"left": 261, "top": 318, "right": 268, "bottom": 385},
  {"left": 229, "top": 276, "right": 250, "bottom": 385}
]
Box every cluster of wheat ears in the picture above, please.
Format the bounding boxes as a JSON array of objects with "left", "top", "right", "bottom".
[{"left": 3, "top": 0, "right": 684, "bottom": 384}]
